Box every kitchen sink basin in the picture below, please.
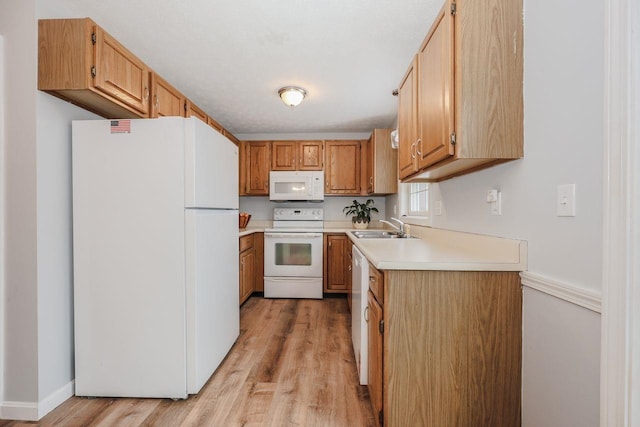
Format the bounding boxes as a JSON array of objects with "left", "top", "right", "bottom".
[{"left": 352, "top": 230, "right": 415, "bottom": 239}]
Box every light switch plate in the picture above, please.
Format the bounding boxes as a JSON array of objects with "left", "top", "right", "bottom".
[{"left": 557, "top": 184, "right": 576, "bottom": 216}]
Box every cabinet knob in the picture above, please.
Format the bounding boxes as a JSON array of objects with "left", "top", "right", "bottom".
[{"left": 364, "top": 306, "right": 369, "bottom": 322}]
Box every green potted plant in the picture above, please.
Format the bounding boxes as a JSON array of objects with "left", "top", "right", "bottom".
[{"left": 343, "top": 199, "right": 379, "bottom": 229}]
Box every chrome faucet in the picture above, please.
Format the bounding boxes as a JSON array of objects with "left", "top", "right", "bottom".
[{"left": 379, "top": 217, "right": 406, "bottom": 237}]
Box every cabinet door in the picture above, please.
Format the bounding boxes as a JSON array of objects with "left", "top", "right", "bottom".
[
  {"left": 253, "top": 233, "right": 264, "bottom": 292},
  {"left": 150, "top": 73, "right": 185, "bottom": 118},
  {"left": 271, "top": 141, "right": 297, "bottom": 170},
  {"left": 365, "top": 137, "right": 374, "bottom": 194},
  {"left": 416, "top": 2, "right": 455, "bottom": 169},
  {"left": 324, "top": 234, "right": 348, "bottom": 293},
  {"left": 346, "top": 239, "right": 353, "bottom": 312},
  {"left": 245, "top": 142, "right": 271, "bottom": 195},
  {"left": 185, "top": 100, "right": 208, "bottom": 124},
  {"left": 324, "top": 141, "right": 361, "bottom": 195},
  {"left": 298, "top": 141, "right": 324, "bottom": 170},
  {"left": 398, "top": 58, "right": 419, "bottom": 180},
  {"left": 368, "top": 129, "right": 397, "bottom": 195},
  {"left": 93, "top": 26, "right": 150, "bottom": 117},
  {"left": 207, "top": 117, "right": 224, "bottom": 133},
  {"left": 239, "top": 248, "right": 255, "bottom": 305},
  {"left": 368, "top": 291, "right": 383, "bottom": 426}
]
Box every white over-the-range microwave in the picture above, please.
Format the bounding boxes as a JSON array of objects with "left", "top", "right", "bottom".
[{"left": 269, "top": 171, "right": 324, "bottom": 201}]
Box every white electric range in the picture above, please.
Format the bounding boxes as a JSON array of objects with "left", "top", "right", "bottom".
[{"left": 263, "top": 207, "right": 324, "bottom": 299}]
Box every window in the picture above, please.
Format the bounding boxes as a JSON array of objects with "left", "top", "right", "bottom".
[
  {"left": 408, "top": 182, "right": 429, "bottom": 216},
  {"left": 398, "top": 182, "right": 430, "bottom": 226}
]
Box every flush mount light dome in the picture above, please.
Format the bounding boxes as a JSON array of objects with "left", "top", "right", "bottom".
[{"left": 278, "top": 86, "right": 307, "bottom": 107}]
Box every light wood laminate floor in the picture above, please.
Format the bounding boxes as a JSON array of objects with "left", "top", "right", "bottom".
[{"left": 1, "top": 297, "right": 375, "bottom": 426}]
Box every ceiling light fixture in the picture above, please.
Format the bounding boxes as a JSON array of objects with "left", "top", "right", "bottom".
[{"left": 278, "top": 86, "right": 307, "bottom": 107}]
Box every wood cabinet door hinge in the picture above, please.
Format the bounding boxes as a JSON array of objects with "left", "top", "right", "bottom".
[
  {"left": 451, "top": 2, "right": 457, "bottom": 15},
  {"left": 91, "top": 32, "right": 96, "bottom": 45},
  {"left": 450, "top": 132, "right": 457, "bottom": 145},
  {"left": 90, "top": 66, "right": 96, "bottom": 78},
  {"left": 379, "top": 319, "right": 384, "bottom": 334}
]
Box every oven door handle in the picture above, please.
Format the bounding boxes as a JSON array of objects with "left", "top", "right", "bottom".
[{"left": 264, "top": 232, "right": 323, "bottom": 238}]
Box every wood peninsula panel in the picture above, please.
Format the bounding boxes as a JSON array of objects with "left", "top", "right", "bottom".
[{"left": 383, "top": 270, "right": 522, "bottom": 426}]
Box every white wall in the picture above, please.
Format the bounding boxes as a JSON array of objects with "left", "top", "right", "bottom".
[
  {"left": 388, "top": 0, "right": 604, "bottom": 425},
  {"left": 0, "top": 0, "right": 39, "bottom": 408},
  {"left": 35, "top": 93, "right": 98, "bottom": 404},
  {"left": 0, "top": 1, "right": 99, "bottom": 419}
]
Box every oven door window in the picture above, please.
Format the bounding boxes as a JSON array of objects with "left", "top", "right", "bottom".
[{"left": 275, "top": 242, "right": 312, "bottom": 266}]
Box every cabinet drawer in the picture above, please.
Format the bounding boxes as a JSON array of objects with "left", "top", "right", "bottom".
[
  {"left": 239, "top": 234, "right": 254, "bottom": 252},
  {"left": 368, "top": 264, "right": 384, "bottom": 305}
]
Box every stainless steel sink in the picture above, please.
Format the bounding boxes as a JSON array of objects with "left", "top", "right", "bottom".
[{"left": 352, "top": 230, "right": 415, "bottom": 239}]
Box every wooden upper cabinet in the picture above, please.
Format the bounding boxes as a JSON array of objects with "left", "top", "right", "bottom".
[
  {"left": 271, "top": 141, "right": 324, "bottom": 171},
  {"left": 398, "top": 0, "right": 523, "bottom": 182},
  {"left": 93, "top": 26, "right": 150, "bottom": 116},
  {"left": 223, "top": 130, "right": 241, "bottom": 146},
  {"left": 207, "top": 116, "right": 224, "bottom": 133},
  {"left": 271, "top": 141, "right": 297, "bottom": 170},
  {"left": 243, "top": 141, "right": 271, "bottom": 195},
  {"left": 38, "top": 18, "right": 150, "bottom": 118},
  {"left": 397, "top": 58, "right": 419, "bottom": 180},
  {"left": 415, "top": 3, "right": 455, "bottom": 170},
  {"left": 184, "top": 99, "right": 208, "bottom": 124},
  {"left": 366, "top": 129, "right": 397, "bottom": 195},
  {"left": 324, "top": 140, "right": 361, "bottom": 195},
  {"left": 298, "top": 141, "right": 324, "bottom": 170},
  {"left": 150, "top": 72, "right": 185, "bottom": 118}
]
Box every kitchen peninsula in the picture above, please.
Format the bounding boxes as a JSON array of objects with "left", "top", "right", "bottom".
[{"left": 348, "top": 227, "right": 525, "bottom": 426}]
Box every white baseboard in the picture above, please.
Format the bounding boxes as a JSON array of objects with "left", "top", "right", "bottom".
[
  {"left": 520, "top": 271, "right": 602, "bottom": 313},
  {"left": 0, "top": 380, "right": 74, "bottom": 421}
]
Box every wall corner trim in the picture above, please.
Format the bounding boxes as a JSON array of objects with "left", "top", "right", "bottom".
[
  {"left": 520, "top": 271, "right": 602, "bottom": 313},
  {"left": 0, "top": 380, "right": 74, "bottom": 421}
]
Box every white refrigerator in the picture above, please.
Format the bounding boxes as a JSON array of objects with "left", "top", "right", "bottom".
[{"left": 72, "top": 117, "right": 239, "bottom": 399}]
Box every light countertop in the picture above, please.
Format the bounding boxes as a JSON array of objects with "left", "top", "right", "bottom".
[
  {"left": 238, "top": 221, "right": 526, "bottom": 272},
  {"left": 348, "top": 227, "right": 527, "bottom": 272}
]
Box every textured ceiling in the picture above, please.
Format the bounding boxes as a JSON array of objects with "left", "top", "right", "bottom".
[{"left": 39, "top": 0, "right": 441, "bottom": 135}]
